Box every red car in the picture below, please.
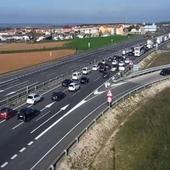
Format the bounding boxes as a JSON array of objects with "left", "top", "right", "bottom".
[{"left": 0, "top": 108, "right": 16, "bottom": 120}]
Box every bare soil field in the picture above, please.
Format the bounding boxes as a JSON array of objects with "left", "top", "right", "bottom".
[
  {"left": 0, "top": 49, "right": 75, "bottom": 74},
  {"left": 0, "top": 41, "right": 68, "bottom": 52}
]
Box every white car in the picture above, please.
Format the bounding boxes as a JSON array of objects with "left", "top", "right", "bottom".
[
  {"left": 26, "top": 93, "right": 42, "bottom": 105},
  {"left": 82, "top": 67, "right": 91, "bottom": 75},
  {"left": 112, "top": 60, "right": 118, "bottom": 65},
  {"left": 72, "top": 72, "right": 82, "bottom": 80},
  {"left": 118, "top": 61, "right": 125, "bottom": 67},
  {"left": 68, "top": 82, "right": 80, "bottom": 92},
  {"left": 92, "top": 65, "right": 99, "bottom": 71},
  {"left": 110, "top": 67, "right": 117, "bottom": 72},
  {"left": 119, "top": 66, "right": 125, "bottom": 71},
  {"left": 125, "top": 58, "right": 130, "bottom": 64}
]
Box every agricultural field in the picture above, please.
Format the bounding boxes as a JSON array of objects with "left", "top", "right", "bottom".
[
  {"left": 64, "top": 35, "right": 130, "bottom": 52},
  {"left": 0, "top": 49, "right": 75, "bottom": 74},
  {"left": 0, "top": 41, "right": 68, "bottom": 53}
]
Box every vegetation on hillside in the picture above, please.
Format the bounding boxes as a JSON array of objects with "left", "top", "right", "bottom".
[{"left": 114, "top": 87, "right": 170, "bottom": 170}]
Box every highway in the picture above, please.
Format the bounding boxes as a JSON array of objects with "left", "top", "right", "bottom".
[
  {"left": 0, "top": 37, "right": 145, "bottom": 100},
  {"left": 0, "top": 36, "right": 169, "bottom": 170},
  {"left": 0, "top": 70, "right": 166, "bottom": 170}
]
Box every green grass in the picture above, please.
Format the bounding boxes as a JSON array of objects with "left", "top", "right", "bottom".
[
  {"left": 114, "top": 88, "right": 170, "bottom": 170},
  {"left": 64, "top": 35, "right": 131, "bottom": 52},
  {"left": 148, "top": 52, "right": 170, "bottom": 68}
]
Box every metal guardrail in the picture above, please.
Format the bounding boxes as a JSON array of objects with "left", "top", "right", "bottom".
[
  {"left": 48, "top": 75, "right": 170, "bottom": 170},
  {"left": 0, "top": 62, "right": 98, "bottom": 109}
]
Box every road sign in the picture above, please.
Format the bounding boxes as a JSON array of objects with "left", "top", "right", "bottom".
[
  {"left": 107, "top": 96, "right": 112, "bottom": 103},
  {"left": 107, "top": 90, "right": 113, "bottom": 97}
]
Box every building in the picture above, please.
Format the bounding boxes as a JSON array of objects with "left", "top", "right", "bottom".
[
  {"left": 115, "top": 25, "right": 126, "bottom": 35},
  {"left": 99, "top": 26, "right": 115, "bottom": 35},
  {"left": 141, "top": 23, "right": 157, "bottom": 34}
]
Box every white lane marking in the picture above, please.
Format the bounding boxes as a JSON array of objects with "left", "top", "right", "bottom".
[
  {"left": 94, "top": 77, "right": 100, "bottom": 82},
  {"left": 27, "top": 105, "right": 32, "bottom": 108},
  {"left": 60, "top": 104, "right": 69, "bottom": 111},
  {"left": 5, "top": 91, "right": 16, "bottom": 96},
  {"left": 94, "top": 89, "right": 105, "bottom": 95},
  {"left": 11, "top": 154, "right": 18, "bottom": 160},
  {"left": 12, "top": 122, "right": 23, "bottom": 130},
  {"left": 0, "top": 120, "right": 5, "bottom": 125},
  {"left": 31, "top": 102, "right": 106, "bottom": 170},
  {"left": 27, "top": 141, "right": 34, "bottom": 146},
  {"left": 45, "top": 102, "right": 55, "bottom": 108},
  {"left": 111, "top": 82, "right": 126, "bottom": 87},
  {"left": 0, "top": 90, "right": 4, "bottom": 93},
  {"left": 71, "top": 91, "right": 79, "bottom": 97},
  {"left": 1, "top": 162, "right": 8, "bottom": 168},
  {"left": 3, "top": 81, "right": 29, "bottom": 92},
  {"left": 35, "top": 111, "right": 50, "bottom": 121},
  {"left": 31, "top": 105, "right": 69, "bottom": 134},
  {"left": 19, "top": 147, "right": 26, "bottom": 153},
  {"left": 35, "top": 101, "right": 84, "bottom": 140},
  {"left": 40, "top": 102, "right": 55, "bottom": 112}
]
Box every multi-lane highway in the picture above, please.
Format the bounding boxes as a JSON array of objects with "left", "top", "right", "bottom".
[
  {"left": 0, "top": 35, "right": 169, "bottom": 170},
  {"left": 0, "top": 37, "right": 145, "bottom": 99},
  {"left": 1, "top": 70, "right": 167, "bottom": 170}
]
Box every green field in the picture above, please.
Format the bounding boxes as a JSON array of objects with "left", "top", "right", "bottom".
[
  {"left": 114, "top": 87, "right": 170, "bottom": 170},
  {"left": 64, "top": 35, "right": 131, "bottom": 52},
  {"left": 146, "top": 52, "right": 170, "bottom": 68}
]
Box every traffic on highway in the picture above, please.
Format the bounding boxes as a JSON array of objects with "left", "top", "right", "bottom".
[{"left": 0, "top": 33, "right": 170, "bottom": 170}]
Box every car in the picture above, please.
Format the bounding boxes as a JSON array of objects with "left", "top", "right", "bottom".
[
  {"left": 17, "top": 108, "right": 40, "bottom": 122},
  {"left": 99, "top": 66, "right": 107, "bottom": 73},
  {"left": 62, "top": 79, "right": 73, "bottom": 87},
  {"left": 112, "top": 60, "right": 118, "bottom": 66},
  {"left": 80, "top": 77, "right": 89, "bottom": 84},
  {"left": 92, "top": 65, "right": 99, "bottom": 71},
  {"left": 0, "top": 107, "right": 16, "bottom": 120},
  {"left": 160, "top": 68, "right": 170, "bottom": 76},
  {"left": 125, "top": 58, "right": 130, "bottom": 64},
  {"left": 68, "top": 82, "right": 80, "bottom": 92},
  {"left": 26, "top": 93, "right": 42, "bottom": 105},
  {"left": 72, "top": 72, "right": 82, "bottom": 80},
  {"left": 102, "top": 71, "right": 110, "bottom": 78},
  {"left": 107, "top": 57, "right": 113, "bottom": 62},
  {"left": 82, "top": 67, "right": 91, "bottom": 75},
  {"left": 51, "top": 91, "right": 66, "bottom": 101}
]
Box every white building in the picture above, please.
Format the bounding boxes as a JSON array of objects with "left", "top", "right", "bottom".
[{"left": 143, "top": 23, "right": 157, "bottom": 33}]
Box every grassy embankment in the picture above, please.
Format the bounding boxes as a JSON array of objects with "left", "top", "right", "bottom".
[
  {"left": 145, "top": 52, "right": 170, "bottom": 68},
  {"left": 114, "top": 87, "right": 170, "bottom": 170}
]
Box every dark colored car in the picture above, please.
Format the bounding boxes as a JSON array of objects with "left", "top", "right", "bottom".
[
  {"left": 160, "top": 68, "right": 170, "bottom": 76},
  {"left": 51, "top": 91, "right": 66, "bottom": 101},
  {"left": 0, "top": 107, "right": 16, "bottom": 120},
  {"left": 62, "top": 79, "right": 73, "bottom": 87},
  {"left": 102, "top": 71, "right": 110, "bottom": 78},
  {"left": 97, "top": 62, "right": 104, "bottom": 67},
  {"left": 17, "top": 108, "right": 40, "bottom": 122},
  {"left": 99, "top": 65, "right": 107, "bottom": 72},
  {"left": 80, "top": 77, "right": 89, "bottom": 84}
]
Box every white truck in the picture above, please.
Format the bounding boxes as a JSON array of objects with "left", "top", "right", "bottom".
[
  {"left": 134, "top": 45, "right": 145, "bottom": 57},
  {"left": 146, "top": 40, "right": 154, "bottom": 49},
  {"left": 156, "top": 36, "right": 164, "bottom": 45}
]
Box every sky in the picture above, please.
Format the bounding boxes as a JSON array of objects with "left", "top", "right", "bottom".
[{"left": 0, "top": 0, "right": 170, "bottom": 24}]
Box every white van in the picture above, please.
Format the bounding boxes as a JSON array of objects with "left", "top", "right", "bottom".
[
  {"left": 82, "top": 67, "right": 91, "bottom": 75},
  {"left": 72, "top": 72, "right": 82, "bottom": 80}
]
